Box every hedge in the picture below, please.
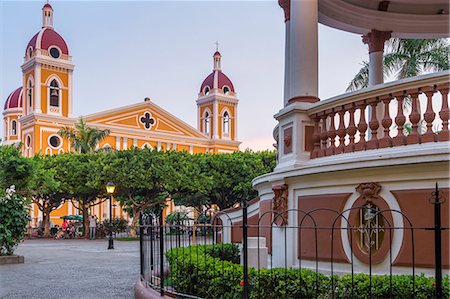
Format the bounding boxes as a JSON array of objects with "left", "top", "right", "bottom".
[{"left": 166, "top": 244, "right": 449, "bottom": 299}]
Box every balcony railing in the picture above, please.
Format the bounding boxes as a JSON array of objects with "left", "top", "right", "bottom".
[{"left": 307, "top": 71, "right": 449, "bottom": 159}]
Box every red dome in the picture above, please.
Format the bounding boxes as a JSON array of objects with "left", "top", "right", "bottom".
[
  {"left": 43, "top": 3, "right": 53, "bottom": 9},
  {"left": 4, "top": 87, "right": 23, "bottom": 111},
  {"left": 200, "top": 71, "right": 235, "bottom": 93},
  {"left": 25, "top": 28, "right": 69, "bottom": 56}
]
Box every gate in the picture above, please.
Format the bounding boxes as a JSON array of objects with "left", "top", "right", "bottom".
[{"left": 138, "top": 184, "right": 448, "bottom": 298}]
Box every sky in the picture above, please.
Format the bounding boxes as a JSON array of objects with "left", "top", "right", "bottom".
[{"left": 0, "top": 0, "right": 369, "bottom": 151}]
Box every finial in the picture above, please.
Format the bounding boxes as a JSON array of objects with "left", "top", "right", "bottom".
[{"left": 215, "top": 41, "right": 219, "bottom": 52}]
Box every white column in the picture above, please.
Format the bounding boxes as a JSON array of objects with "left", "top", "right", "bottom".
[
  {"left": 369, "top": 52, "right": 384, "bottom": 86},
  {"left": 362, "top": 29, "right": 391, "bottom": 87},
  {"left": 189, "top": 145, "right": 194, "bottom": 154},
  {"left": 233, "top": 104, "right": 238, "bottom": 141},
  {"left": 283, "top": 21, "right": 291, "bottom": 105},
  {"left": 288, "top": 0, "right": 318, "bottom": 104},
  {"left": 122, "top": 137, "right": 128, "bottom": 149},
  {"left": 362, "top": 29, "right": 391, "bottom": 137},
  {"left": 68, "top": 70, "right": 73, "bottom": 117},
  {"left": 213, "top": 101, "right": 219, "bottom": 139},
  {"left": 115, "top": 136, "right": 121, "bottom": 150},
  {"left": 133, "top": 138, "right": 138, "bottom": 147},
  {"left": 157, "top": 141, "right": 162, "bottom": 151},
  {"left": 34, "top": 64, "right": 42, "bottom": 113}
]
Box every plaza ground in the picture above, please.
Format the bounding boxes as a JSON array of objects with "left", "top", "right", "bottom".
[{"left": 0, "top": 239, "right": 139, "bottom": 299}]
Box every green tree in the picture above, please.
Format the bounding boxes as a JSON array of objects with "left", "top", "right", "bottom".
[
  {"left": 347, "top": 38, "right": 449, "bottom": 91},
  {"left": 51, "top": 153, "right": 108, "bottom": 238},
  {"left": 105, "top": 148, "right": 178, "bottom": 236},
  {"left": 172, "top": 150, "right": 276, "bottom": 210},
  {"left": 58, "top": 117, "right": 110, "bottom": 153},
  {"left": 0, "top": 144, "right": 34, "bottom": 194},
  {"left": 0, "top": 186, "right": 30, "bottom": 255},
  {"left": 26, "top": 156, "right": 68, "bottom": 238}
]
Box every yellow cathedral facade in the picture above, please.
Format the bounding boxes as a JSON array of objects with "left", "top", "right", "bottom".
[{"left": 2, "top": 3, "right": 240, "bottom": 226}]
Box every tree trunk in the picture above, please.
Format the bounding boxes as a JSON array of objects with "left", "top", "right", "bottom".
[
  {"left": 81, "top": 197, "right": 90, "bottom": 239},
  {"left": 43, "top": 211, "right": 51, "bottom": 238},
  {"left": 129, "top": 206, "right": 140, "bottom": 237}
]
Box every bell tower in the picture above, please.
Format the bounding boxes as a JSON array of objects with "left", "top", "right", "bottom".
[
  {"left": 197, "top": 50, "right": 239, "bottom": 149},
  {"left": 21, "top": 1, "right": 74, "bottom": 118}
]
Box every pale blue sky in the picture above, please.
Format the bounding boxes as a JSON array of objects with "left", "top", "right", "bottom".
[{"left": 0, "top": 0, "right": 368, "bottom": 150}]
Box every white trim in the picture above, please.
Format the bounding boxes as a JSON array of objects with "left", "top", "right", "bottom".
[
  {"left": 115, "top": 136, "right": 121, "bottom": 150},
  {"left": 48, "top": 46, "right": 62, "bottom": 59},
  {"left": 34, "top": 64, "right": 42, "bottom": 113},
  {"left": 220, "top": 107, "right": 231, "bottom": 140},
  {"left": 46, "top": 76, "right": 63, "bottom": 116},
  {"left": 202, "top": 108, "right": 212, "bottom": 137},
  {"left": 141, "top": 142, "right": 152, "bottom": 149},
  {"left": 122, "top": 137, "right": 128, "bottom": 149},
  {"left": 10, "top": 120, "right": 18, "bottom": 136}
]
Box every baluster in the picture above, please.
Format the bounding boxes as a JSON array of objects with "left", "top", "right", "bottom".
[
  {"left": 367, "top": 98, "right": 380, "bottom": 149},
  {"left": 393, "top": 92, "right": 406, "bottom": 146},
  {"left": 318, "top": 113, "right": 328, "bottom": 157},
  {"left": 310, "top": 114, "right": 321, "bottom": 158},
  {"left": 421, "top": 86, "right": 437, "bottom": 143},
  {"left": 336, "top": 107, "right": 346, "bottom": 154},
  {"left": 344, "top": 103, "right": 357, "bottom": 153},
  {"left": 355, "top": 101, "right": 368, "bottom": 151},
  {"left": 325, "top": 109, "right": 336, "bottom": 156},
  {"left": 438, "top": 84, "right": 449, "bottom": 142},
  {"left": 406, "top": 90, "right": 421, "bottom": 145},
  {"left": 379, "top": 95, "right": 393, "bottom": 148}
]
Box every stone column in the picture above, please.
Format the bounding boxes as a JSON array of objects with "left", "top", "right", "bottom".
[
  {"left": 278, "top": 0, "right": 291, "bottom": 105},
  {"left": 362, "top": 29, "right": 391, "bottom": 137},
  {"left": 288, "top": 0, "right": 319, "bottom": 105},
  {"left": 362, "top": 29, "right": 391, "bottom": 86}
]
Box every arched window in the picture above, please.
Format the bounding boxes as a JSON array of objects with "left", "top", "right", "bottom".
[
  {"left": 222, "top": 111, "right": 230, "bottom": 135},
  {"left": 11, "top": 120, "right": 17, "bottom": 136},
  {"left": 49, "top": 79, "right": 59, "bottom": 107},
  {"left": 223, "top": 86, "right": 230, "bottom": 95},
  {"left": 204, "top": 111, "right": 211, "bottom": 135},
  {"left": 27, "top": 81, "right": 33, "bottom": 110},
  {"left": 204, "top": 86, "right": 210, "bottom": 95}
]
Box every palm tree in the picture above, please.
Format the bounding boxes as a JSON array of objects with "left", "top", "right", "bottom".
[
  {"left": 347, "top": 38, "right": 449, "bottom": 91},
  {"left": 58, "top": 117, "right": 110, "bottom": 153}
]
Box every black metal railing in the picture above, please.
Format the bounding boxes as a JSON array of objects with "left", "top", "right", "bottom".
[{"left": 139, "top": 184, "right": 448, "bottom": 298}]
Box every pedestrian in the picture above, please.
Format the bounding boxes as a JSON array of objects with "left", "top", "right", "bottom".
[{"left": 89, "top": 216, "right": 97, "bottom": 240}]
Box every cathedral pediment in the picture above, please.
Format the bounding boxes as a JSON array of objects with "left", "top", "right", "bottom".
[{"left": 84, "top": 101, "right": 206, "bottom": 139}]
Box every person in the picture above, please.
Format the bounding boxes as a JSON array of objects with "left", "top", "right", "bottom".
[
  {"left": 89, "top": 216, "right": 97, "bottom": 240},
  {"left": 62, "top": 219, "right": 68, "bottom": 231}
]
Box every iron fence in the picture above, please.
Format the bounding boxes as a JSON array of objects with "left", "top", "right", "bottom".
[{"left": 139, "top": 184, "right": 448, "bottom": 298}]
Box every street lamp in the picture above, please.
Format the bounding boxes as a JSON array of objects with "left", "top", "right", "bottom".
[{"left": 106, "top": 182, "right": 116, "bottom": 250}]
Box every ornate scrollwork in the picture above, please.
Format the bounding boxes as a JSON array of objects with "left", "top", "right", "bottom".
[{"left": 272, "top": 184, "right": 288, "bottom": 226}]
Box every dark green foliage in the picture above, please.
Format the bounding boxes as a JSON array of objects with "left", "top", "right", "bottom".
[
  {"left": 0, "top": 144, "right": 34, "bottom": 194},
  {"left": 166, "top": 244, "right": 243, "bottom": 298},
  {"left": 166, "top": 244, "right": 450, "bottom": 299},
  {"left": 204, "top": 244, "right": 240, "bottom": 264},
  {"left": 0, "top": 189, "right": 31, "bottom": 255}
]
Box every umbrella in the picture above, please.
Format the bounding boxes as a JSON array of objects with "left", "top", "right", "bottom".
[{"left": 60, "top": 215, "right": 83, "bottom": 221}]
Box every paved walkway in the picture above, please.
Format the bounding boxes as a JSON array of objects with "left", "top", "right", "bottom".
[{"left": 0, "top": 239, "right": 139, "bottom": 299}]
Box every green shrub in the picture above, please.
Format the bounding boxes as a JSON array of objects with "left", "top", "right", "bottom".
[
  {"left": 205, "top": 243, "right": 240, "bottom": 264},
  {"left": 166, "top": 244, "right": 450, "bottom": 299},
  {"left": 0, "top": 186, "right": 31, "bottom": 255}
]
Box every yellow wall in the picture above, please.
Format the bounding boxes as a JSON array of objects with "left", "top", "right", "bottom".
[{"left": 40, "top": 68, "right": 69, "bottom": 116}]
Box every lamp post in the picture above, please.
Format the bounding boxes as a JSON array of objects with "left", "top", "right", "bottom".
[{"left": 106, "top": 182, "right": 116, "bottom": 250}]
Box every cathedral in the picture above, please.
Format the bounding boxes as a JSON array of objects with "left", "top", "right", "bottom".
[{"left": 2, "top": 3, "right": 240, "bottom": 225}]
